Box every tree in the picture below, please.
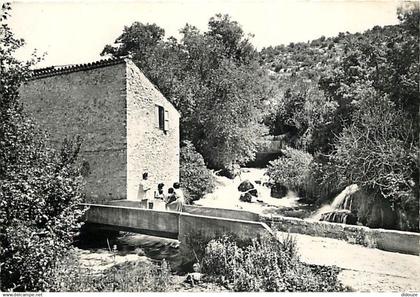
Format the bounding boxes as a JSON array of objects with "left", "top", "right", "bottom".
[
  {"left": 266, "top": 78, "right": 337, "bottom": 153},
  {"left": 102, "top": 14, "right": 271, "bottom": 169},
  {"left": 330, "top": 87, "right": 418, "bottom": 230},
  {"left": 322, "top": 5, "right": 419, "bottom": 231},
  {"left": 0, "top": 3, "right": 85, "bottom": 290}
]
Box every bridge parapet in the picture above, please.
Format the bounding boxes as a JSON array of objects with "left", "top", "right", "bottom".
[{"left": 81, "top": 203, "right": 180, "bottom": 239}]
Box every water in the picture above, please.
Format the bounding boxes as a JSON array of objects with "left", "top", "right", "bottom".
[
  {"left": 196, "top": 168, "right": 301, "bottom": 214},
  {"left": 310, "top": 184, "right": 359, "bottom": 221},
  {"left": 76, "top": 233, "right": 182, "bottom": 272},
  {"left": 76, "top": 167, "right": 308, "bottom": 273}
]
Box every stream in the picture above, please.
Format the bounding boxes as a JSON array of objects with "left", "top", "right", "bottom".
[{"left": 75, "top": 167, "right": 315, "bottom": 272}]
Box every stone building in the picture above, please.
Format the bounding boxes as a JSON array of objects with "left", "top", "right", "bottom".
[{"left": 19, "top": 57, "right": 180, "bottom": 202}]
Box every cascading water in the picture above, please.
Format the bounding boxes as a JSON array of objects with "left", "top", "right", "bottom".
[
  {"left": 196, "top": 168, "right": 301, "bottom": 213},
  {"left": 310, "top": 184, "right": 359, "bottom": 224}
]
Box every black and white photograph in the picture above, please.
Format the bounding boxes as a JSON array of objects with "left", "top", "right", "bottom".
[{"left": 0, "top": 0, "right": 419, "bottom": 294}]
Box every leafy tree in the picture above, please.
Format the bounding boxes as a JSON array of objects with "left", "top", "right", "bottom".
[
  {"left": 321, "top": 5, "right": 419, "bottom": 230},
  {"left": 329, "top": 86, "right": 418, "bottom": 230},
  {"left": 102, "top": 14, "right": 271, "bottom": 169},
  {"left": 266, "top": 78, "right": 337, "bottom": 153},
  {"left": 0, "top": 3, "right": 85, "bottom": 291}
]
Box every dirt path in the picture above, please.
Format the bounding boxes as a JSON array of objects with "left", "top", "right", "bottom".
[{"left": 278, "top": 232, "right": 420, "bottom": 292}]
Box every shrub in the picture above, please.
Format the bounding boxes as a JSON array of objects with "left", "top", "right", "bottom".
[
  {"left": 0, "top": 5, "right": 85, "bottom": 290},
  {"left": 266, "top": 147, "right": 313, "bottom": 198},
  {"left": 329, "top": 90, "right": 419, "bottom": 231},
  {"left": 51, "top": 250, "right": 171, "bottom": 292},
  {"left": 201, "top": 234, "right": 345, "bottom": 292},
  {"left": 305, "top": 156, "right": 346, "bottom": 204},
  {"left": 180, "top": 141, "right": 215, "bottom": 203},
  {"left": 0, "top": 136, "right": 85, "bottom": 291}
]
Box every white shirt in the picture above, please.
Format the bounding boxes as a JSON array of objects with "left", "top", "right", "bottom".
[
  {"left": 174, "top": 188, "right": 185, "bottom": 203},
  {"left": 137, "top": 180, "right": 151, "bottom": 200}
]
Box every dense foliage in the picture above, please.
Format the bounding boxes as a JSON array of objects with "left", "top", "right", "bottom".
[
  {"left": 202, "top": 234, "right": 345, "bottom": 292},
  {"left": 0, "top": 3, "right": 85, "bottom": 291},
  {"left": 102, "top": 14, "right": 271, "bottom": 169},
  {"left": 261, "top": 4, "right": 419, "bottom": 230},
  {"left": 52, "top": 254, "right": 171, "bottom": 292},
  {"left": 102, "top": 6, "right": 419, "bottom": 230},
  {"left": 266, "top": 147, "right": 312, "bottom": 197},
  {"left": 180, "top": 141, "right": 215, "bottom": 203}
]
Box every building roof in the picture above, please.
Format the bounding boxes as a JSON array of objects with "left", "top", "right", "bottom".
[{"left": 29, "top": 56, "right": 128, "bottom": 80}]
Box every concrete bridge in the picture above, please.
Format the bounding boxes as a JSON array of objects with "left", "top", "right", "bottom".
[
  {"left": 81, "top": 201, "right": 420, "bottom": 257},
  {"left": 248, "top": 135, "right": 285, "bottom": 166},
  {"left": 81, "top": 202, "right": 420, "bottom": 292},
  {"left": 81, "top": 202, "right": 273, "bottom": 255}
]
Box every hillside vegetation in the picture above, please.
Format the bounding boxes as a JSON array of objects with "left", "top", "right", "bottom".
[{"left": 103, "top": 4, "right": 418, "bottom": 231}]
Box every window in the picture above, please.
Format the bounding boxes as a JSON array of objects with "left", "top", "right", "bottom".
[{"left": 155, "top": 105, "right": 169, "bottom": 131}]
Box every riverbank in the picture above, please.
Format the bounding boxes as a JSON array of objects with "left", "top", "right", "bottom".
[
  {"left": 75, "top": 230, "right": 420, "bottom": 292},
  {"left": 281, "top": 232, "right": 420, "bottom": 292}
]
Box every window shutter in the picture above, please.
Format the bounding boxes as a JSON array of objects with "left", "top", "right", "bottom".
[
  {"left": 155, "top": 105, "right": 160, "bottom": 128},
  {"left": 164, "top": 109, "right": 169, "bottom": 131}
]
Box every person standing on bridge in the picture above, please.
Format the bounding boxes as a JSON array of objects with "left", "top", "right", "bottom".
[
  {"left": 137, "top": 172, "right": 152, "bottom": 207},
  {"left": 173, "top": 182, "right": 185, "bottom": 212}
]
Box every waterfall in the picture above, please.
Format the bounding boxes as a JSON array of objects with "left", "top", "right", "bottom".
[{"left": 311, "top": 184, "right": 359, "bottom": 222}]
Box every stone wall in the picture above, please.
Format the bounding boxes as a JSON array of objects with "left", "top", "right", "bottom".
[
  {"left": 126, "top": 60, "right": 180, "bottom": 199},
  {"left": 19, "top": 63, "right": 128, "bottom": 200},
  {"left": 264, "top": 215, "right": 420, "bottom": 255}
]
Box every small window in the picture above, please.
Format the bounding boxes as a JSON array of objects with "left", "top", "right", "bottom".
[
  {"left": 155, "top": 105, "right": 164, "bottom": 130},
  {"left": 155, "top": 105, "right": 169, "bottom": 131}
]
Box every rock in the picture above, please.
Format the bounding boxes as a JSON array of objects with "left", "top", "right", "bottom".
[
  {"left": 217, "top": 168, "right": 236, "bottom": 179},
  {"left": 247, "top": 188, "right": 258, "bottom": 197},
  {"left": 321, "top": 185, "right": 398, "bottom": 229},
  {"left": 367, "top": 199, "right": 396, "bottom": 229},
  {"left": 320, "top": 209, "right": 357, "bottom": 225},
  {"left": 347, "top": 189, "right": 397, "bottom": 229},
  {"left": 134, "top": 247, "right": 145, "bottom": 256},
  {"left": 239, "top": 192, "right": 253, "bottom": 203},
  {"left": 270, "top": 184, "right": 288, "bottom": 198},
  {"left": 238, "top": 180, "right": 254, "bottom": 192},
  {"left": 217, "top": 164, "right": 241, "bottom": 179},
  {"left": 185, "top": 272, "right": 203, "bottom": 286}
]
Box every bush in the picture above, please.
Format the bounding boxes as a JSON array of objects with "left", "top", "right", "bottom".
[
  {"left": 180, "top": 141, "right": 215, "bottom": 203},
  {"left": 201, "top": 234, "right": 345, "bottom": 292},
  {"left": 51, "top": 250, "right": 171, "bottom": 292},
  {"left": 329, "top": 90, "right": 419, "bottom": 231},
  {"left": 266, "top": 147, "right": 313, "bottom": 199},
  {"left": 0, "top": 5, "right": 85, "bottom": 290},
  {"left": 0, "top": 136, "right": 85, "bottom": 291},
  {"left": 305, "top": 157, "right": 346, "bottom": 204}
]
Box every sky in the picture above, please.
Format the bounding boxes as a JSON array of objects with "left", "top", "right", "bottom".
[{"left": 8, "top": 0, "right": 403, "bottom": 68}]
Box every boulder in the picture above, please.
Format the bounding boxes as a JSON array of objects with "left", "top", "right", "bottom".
[
  {"left": 320, "top": 210, "right": 357, "bottom": 225},
  {"left": 327, "top": 186, "right": 397, "bottom": 229},
  {"left": 367, "top": 199, "right": 396, "bottom": 229},
  {"left": 217, "top": 168, "right": 237, "bottom": 179},
  {"left": 238, "top": 180, "right": 254, "bottom": 192},
  {"left": 270, "top": 184, "right": 288, "bottom": 198},
  {"left": 247, "top": 188, "right": 258, "bottom": 197},
  {"left": 239, "top": 192, "right": 253, "bottom": 203}
]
